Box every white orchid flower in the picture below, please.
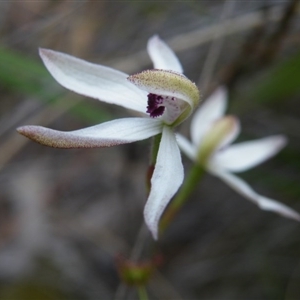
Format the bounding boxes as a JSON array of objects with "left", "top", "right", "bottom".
[
  {"left": 17, "top": 35, "right": 200, "bottom": 239},
  {"left": 177, "top": 87, "right": 300, "bottom": 221}
]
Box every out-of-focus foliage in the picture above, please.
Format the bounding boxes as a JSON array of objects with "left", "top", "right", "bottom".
[{"left": 244, "top": 51, "right": 300, "bottom": 106}]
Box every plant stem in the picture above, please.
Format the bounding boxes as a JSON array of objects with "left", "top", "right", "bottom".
[
  {"left": 151, "top": 133, "right": 162, "bottom": 165},
  {"left": 159, "top": 163, "right": 205, "bottom": 234},
  {"left": 146, "top": 133, "right": 162, "bottom": 194},
  {"left": 137, "top": 286, "right": 149, "bottom": 300}
]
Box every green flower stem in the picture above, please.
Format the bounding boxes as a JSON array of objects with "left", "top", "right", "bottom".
[
  {"left": 151, "top": 133, "right": 162, "bottom": 165},
  {"left": 159, "top": 163, "right": 205, "bottom": 234},
  {"left": 137, "top": 285, "right": 149, "bottom": 300},
  {"left": 146, "top": 134, "right": 162, "bottom": 194}
]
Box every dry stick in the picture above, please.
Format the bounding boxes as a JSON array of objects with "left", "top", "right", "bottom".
[
  {"left": 113, "top": 223, "right": 150, "bottom": 300},
  {"left": 114, "top": 136, "right": 160, "bottom": 300},
  {"left": 198, "top": 0, "right": 236, "bottom": 95},
  {"left": 0, "top": 96, "right": 82, "bottom": 170},
  {"left": 110, "top": 5, "right": 297, "bottom": 74},
  {"left": 258, "top": 0, "right": 299, "bottom": 65},
  {"left": 3, "top": 1, "right": 87, "bottom": 47},
  {"left": 222, "top": 0, "right": 300, "bottom": 88}
]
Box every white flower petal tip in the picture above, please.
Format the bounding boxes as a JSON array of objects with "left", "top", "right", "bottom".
[
  {"left": 147, "top": 35, "right": 183, "bottom": 73},
  {"left": 210, "top": 170, "right": 300, "bottom": 223},
  {"left": 258, "top": 196, "right": 300, "bottom": 222},
  {"left": 207, "top": 86, "right": 228, "bottom": 108},
  {"left": 269, "top": 134, "right": 288, "bottom": 151},
  {"left": 17, "top": 125, "right": 129, "bottom": 148},
  {"left": 17, "top": 118, "right": 162, "bottom": 149},
  {"left": 144, "top": 127, "right": 184, "bottom": 240},
  {"left": 39, "top": 47, "right": 51, "bottom": 58},
  {"left": 39, "top": 48, "right": 147, "bottom": 113}
]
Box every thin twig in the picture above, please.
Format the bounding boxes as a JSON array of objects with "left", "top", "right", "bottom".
[
  {"left": 110, "top": 4, "right": 297, "bottom": 74},
  {"left": 221, "top": 0, "right": 299, "bottom": 88},
  {"left": 198, "top": 0, "right": 236, "bottom": 94},
  {"left": 258, "top": 0, "right": 300, "bottom": 64},
  {"left": 0, "top": 96, "right": 82, "bottom": 170}
]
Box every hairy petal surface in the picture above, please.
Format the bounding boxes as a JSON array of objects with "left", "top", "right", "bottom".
[
  {"left": 147, "top": 35, "right": 183, "bottom": 73},
  {"left": 144, "top": 126, "right": 184, "bottom": 239},
  {"left": 191, "top": 86, "right": 227, "bottom": 146},
  {"left": 40, "top": 49, "right": 147, "bottom": 113},
  {"left": 209, "top": 168, "right": 300, "bottom": 221},
  {"left": 128, "top": 69, "right": 200, "bottom": 112},
  {"left": 212, "top": 135, "right": 287, "bottom": 173},
  {"left": 17, "top": 118, "right": 162, "bottom": 148}
]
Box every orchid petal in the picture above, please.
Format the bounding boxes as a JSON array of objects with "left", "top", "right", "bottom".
[
  {"left": 144, "top": 126, "right": 184, "bottom": 239},
  {"left": 176, "top": 133, "right": 197, "bottom": 161},
  {"left": 147, "top": 35, "right": 183, "bottom": 73},
  {"left": 128, "top": 69, "right": 200, "bottom": 115},
  {"left": 209, "top": 168, "right": 300, "bottom": 221},
  {"left": 191, "top": 86, "right": 227, "bottom": 147},
  {"left": 39, "top": 49, "right": 147, "bottom": 113},
  {"left": 212, "top": 135, "right": 287, "bottom": 172},
  {"left": 17, "top": 118, "right": 162, "bottom": 148}
]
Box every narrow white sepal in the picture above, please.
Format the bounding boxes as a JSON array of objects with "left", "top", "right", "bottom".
[
  {"left": 257, "top": 196, "right": 300, "bottom": 221},
  {"left": 17, "top": 118, "right": 162, "bottom": 148},
  {"left": 39, "top": 48, "right": 147, "bottom": 113},
  {"left": 209, "top": 168, "right": 300, "bottom": 222},
  {"left": 147, "top": 35, "right": 183, "bottom": 73},
  {"left": 144, "top": 126, "right": 184, "bottom": 240},
  {"left": 211, "top": 135, "right": 288, "bottom": 173},
  {"left": 191, "top": 86, "right": 227, "bottom": 147}
]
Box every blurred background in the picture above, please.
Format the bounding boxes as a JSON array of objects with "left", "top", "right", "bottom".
[{"left": 0, "top": 1, "right": 300, "bottom": 299}]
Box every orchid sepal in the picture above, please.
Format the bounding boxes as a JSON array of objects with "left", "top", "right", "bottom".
[
  {"left": 39, "top": 48, "right": 147, "bottom": 113},
  {"left": 144, "top": 125, "right": 184, "bottom": 239},
  {"left": 17, "top": 118, "right": 163, "bottom": 149},
  {"left": 147, "top": 35, "right": 183, "bottom": 73}
]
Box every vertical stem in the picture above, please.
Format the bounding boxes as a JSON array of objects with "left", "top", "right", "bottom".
[
  {"left": 146, "top": 133, "right": 162, "bottom": 194},
  {"left": 137, "top": 286, "right": 149, "bottom": 300},
  {"left": 151, "top": 133, "right": 162, "bottom": 165},
  {"left": 159, "top": 164, "right": 205, "bottom": 234},
  {"left": 198, "top": 0, "right": 236, "bottom": 93}
]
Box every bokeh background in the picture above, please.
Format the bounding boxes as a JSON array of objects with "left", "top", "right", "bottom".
[{"left": 0, "top": 1, "right": 300, "bottom": 299}]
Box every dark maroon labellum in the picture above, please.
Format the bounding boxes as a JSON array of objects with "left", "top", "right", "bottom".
[{"left": 147, "top": 93, "right": 165, "bottom": 118}]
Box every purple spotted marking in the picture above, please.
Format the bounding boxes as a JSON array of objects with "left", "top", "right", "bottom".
[{"left": 147, "top": 93, "right": 176, "bottom": 118}]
